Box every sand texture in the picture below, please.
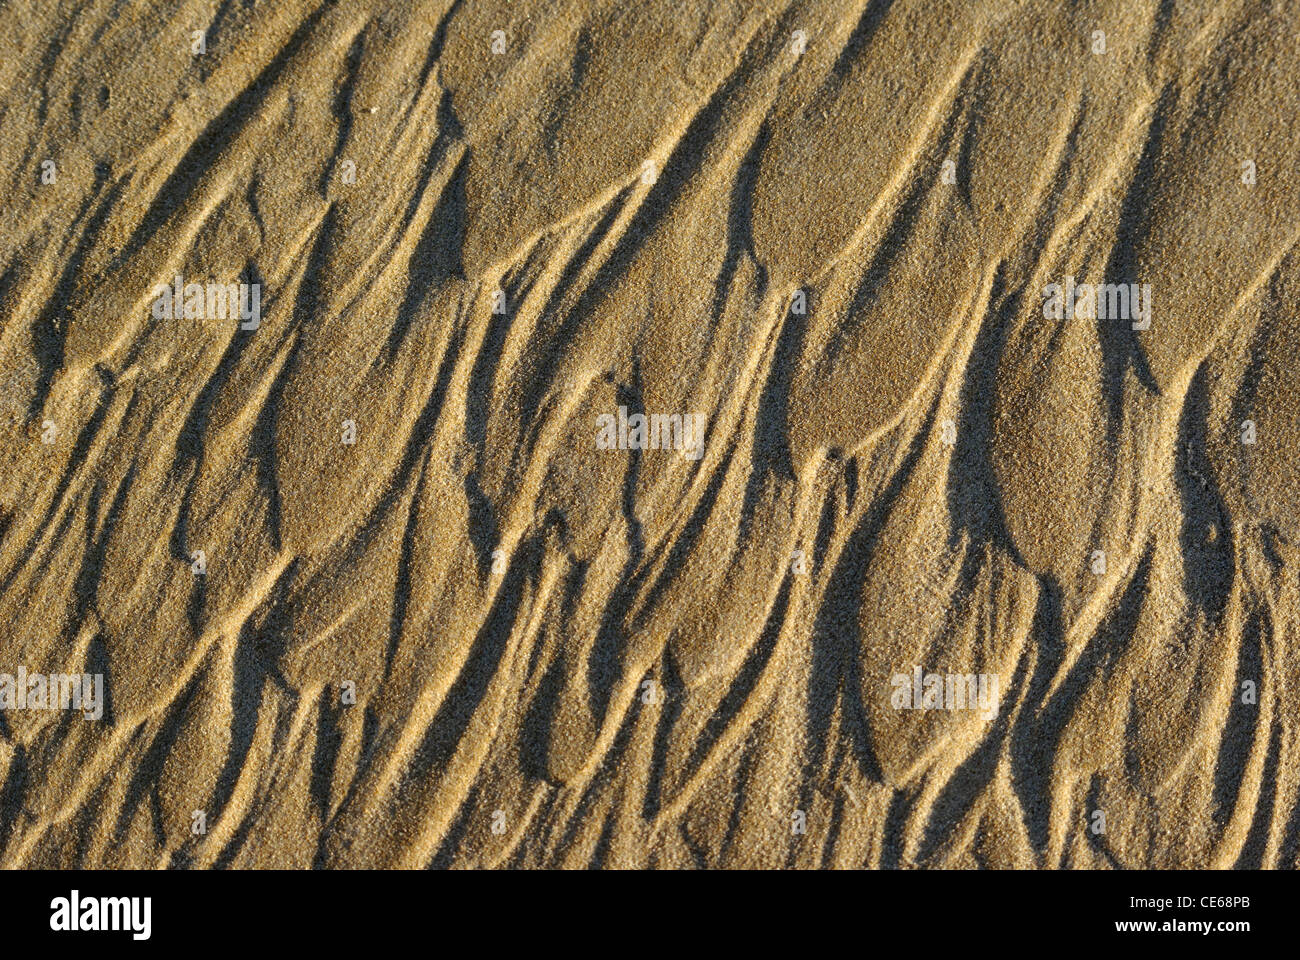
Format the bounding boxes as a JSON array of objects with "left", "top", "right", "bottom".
[{"left": 1, "top": 0, "right": 1299, "bottom": 868}]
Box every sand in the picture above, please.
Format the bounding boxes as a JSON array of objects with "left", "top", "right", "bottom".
[{"left": 0, "top": 0, "right": 1298, "bottom": 868}]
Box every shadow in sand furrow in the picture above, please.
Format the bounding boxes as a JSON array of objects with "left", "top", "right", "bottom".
[{"left": 107, "top": 2, "right": 339, "bottom": 277}]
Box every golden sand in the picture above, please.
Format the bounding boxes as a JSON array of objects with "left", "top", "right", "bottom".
[{"left": 0, "top": 0, "right": 1298, "bottom": 868}]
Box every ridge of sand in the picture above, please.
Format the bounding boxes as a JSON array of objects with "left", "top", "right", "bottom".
[{"left": 1, "top": 0, "right": 1298, "bottom": 868}]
